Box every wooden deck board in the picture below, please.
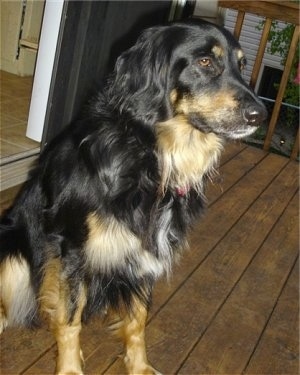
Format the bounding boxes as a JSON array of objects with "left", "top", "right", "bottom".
[
  {"left": 0, "top": 144, "right": 299, "bottom": 375},
  {"left": 206, "top": 145, "right": 267, "bottom": 204},
  {"left": 245, "top": 259, "right": 299, "bottom": 375},
  {"left": 178, "top": 191, "right": 299, "bottom": 374}
]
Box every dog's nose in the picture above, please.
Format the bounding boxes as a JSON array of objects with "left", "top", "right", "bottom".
[{"left": 243, "top": 105, "right": 267, "bottom": 125}]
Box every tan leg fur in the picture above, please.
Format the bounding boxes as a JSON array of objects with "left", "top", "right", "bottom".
[
  {"left": 39, "top": 258, "right": 86, "bottom": 375},
  {"left": 117, "top": 299, "right": 161, "bottom": 375}
]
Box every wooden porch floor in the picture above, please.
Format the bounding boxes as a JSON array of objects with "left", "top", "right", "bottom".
[{"left": 1, "top": 143, "right": 299, "bottom": 374}]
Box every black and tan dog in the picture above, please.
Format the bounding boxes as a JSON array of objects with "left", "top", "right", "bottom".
[{"left": 0, "top": 20, "right": 266, "bottom": 374}]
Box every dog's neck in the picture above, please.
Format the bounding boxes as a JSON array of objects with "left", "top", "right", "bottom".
[{"left": 155, "top": 115, "right": 224, "bottom": 195}]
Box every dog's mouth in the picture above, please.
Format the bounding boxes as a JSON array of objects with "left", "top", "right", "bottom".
[
  {"left": 204, "top": 125, "right": 259, "bottom": 140},
  {"left": 220, "top": 125, "right": 259, "bottom": 140},
  {"left": 187, "top": 102, "right": 267, "bottom": 140},
  {"left": 188, "top": 114, "right": 260, "bottom": 140}
]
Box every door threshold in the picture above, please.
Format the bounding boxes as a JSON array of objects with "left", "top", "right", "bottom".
[
  {"left": 0, "top": 147, "right": 40, "bottom": 167},
  {"left": 0, "top": 148, "right": 40, "bottom": 191}
]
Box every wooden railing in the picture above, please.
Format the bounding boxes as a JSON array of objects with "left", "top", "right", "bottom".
[{"left": 219, "top": 1, "right": 299, "bottom": 160}]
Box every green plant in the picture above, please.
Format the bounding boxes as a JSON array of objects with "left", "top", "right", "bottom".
[
  {"left": 267, "top": 21, "right": 299, "bottom": 107},
  {"left": 257, "top": 19, "right": 299, "bottom": 127}
]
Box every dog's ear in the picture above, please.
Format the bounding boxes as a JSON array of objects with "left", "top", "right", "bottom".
[{"left": 108, "top": 26, "right": 179, "bottom": 125}]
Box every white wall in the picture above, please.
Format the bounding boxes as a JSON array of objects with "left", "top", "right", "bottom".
[{"left": 0, "top": 0, "right": 44, "bottom": 76}]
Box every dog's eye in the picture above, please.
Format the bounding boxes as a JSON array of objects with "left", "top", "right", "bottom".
[
  {"left": 199, "top": 58, "right": 212, "bottom": 67},
  {"left": 239, "top": 57, "right": 247, "bottom": 71}
]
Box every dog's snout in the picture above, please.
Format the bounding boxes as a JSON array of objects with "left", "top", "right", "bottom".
[{"left": 243, "top": 105, "right": 267, "bottom": 125}]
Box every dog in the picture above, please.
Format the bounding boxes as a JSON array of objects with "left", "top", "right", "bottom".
[{"left": 0, "top": 20, "right": 266, "bottom": 375}]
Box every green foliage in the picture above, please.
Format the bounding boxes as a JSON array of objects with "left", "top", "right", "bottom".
[{"left": 266, "top": 21, "right": 299, "bottom": 107}]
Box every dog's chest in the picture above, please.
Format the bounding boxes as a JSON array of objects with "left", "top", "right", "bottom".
[
  {"left": 84, "top": 213, "right": 166, "bottom": 278},
  {"left": 156, "top": 117, "right": 223, "bottom": 193}
]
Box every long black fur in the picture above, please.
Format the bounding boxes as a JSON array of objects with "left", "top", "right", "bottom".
[{"left": 0, "top": 20, "right": 266, "bottom": 326}]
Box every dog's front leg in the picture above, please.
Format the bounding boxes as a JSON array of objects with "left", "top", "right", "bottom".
[
  {"left": 39, "top": 258, "right": 86, "bottom": 375},
  {"left": 54, "top": 323, "right": 83, "bottom": 375},
  {"left": 117, "top": 298, "right": 161, "bottom": 375}
]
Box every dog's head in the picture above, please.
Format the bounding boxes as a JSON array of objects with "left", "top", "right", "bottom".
[{"left": 110, "top": 20, "right": 267, "bottom": 140}]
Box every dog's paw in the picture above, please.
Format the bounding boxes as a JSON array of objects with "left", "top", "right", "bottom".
[
  {"left": 0, "top": 317, "right": 8, "bottom": 334},
  {"left": 127, "top": 364, "right": 163, "bottom": 375},
  {"left": 143, "top": 365, "right": 163, "bottom": 375},
  {"left": 124, "top": 354, "right": 163, "bottom": 375},
  {"left": 149, "top": 367, "right": 163, "bottom": 375}
]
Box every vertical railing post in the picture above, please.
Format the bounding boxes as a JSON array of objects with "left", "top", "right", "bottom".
[
  {"left": 233, "top": 10, "right": 245, "bottom": 39},
  {"left": 290, "top": 128, "right": 299, "bottom": 160},
  {"left": 249, "top": 18, "right": 272, "bottom": 89}
]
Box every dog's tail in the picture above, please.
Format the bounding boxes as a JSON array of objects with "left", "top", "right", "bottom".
[{"left": 0, "top": 219, "right": 38, "bottom": 332}]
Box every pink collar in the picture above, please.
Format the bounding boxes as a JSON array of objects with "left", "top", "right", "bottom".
[{"left": 176, "top": 186, "right": 190, "bottom": 197}]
